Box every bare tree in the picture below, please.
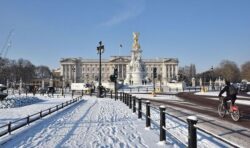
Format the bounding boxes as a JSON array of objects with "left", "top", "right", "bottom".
[
  {"left": 241, "top": 61, "right": 250, "bottom": 81},
  {"left": 15, "top": 58, "right": 36, "bottom": 83},
  {"left": 35, "top": 65, "right": 51, "bottom": 79},
  {"left": 217, "top": 60, "right": 240, "bottom": 82}
]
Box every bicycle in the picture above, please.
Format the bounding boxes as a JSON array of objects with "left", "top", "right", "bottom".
[{"left": 218, "top": 97, "right": 240, "bottom": 121}]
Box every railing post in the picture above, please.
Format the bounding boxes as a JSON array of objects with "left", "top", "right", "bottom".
[
  {"left": 123, "top": 92, "right": 125, "bottom": 103},
  {"left": 133, "top": 96, "right": 136, "bottom": 113},
  {"left": 187, "top": 116, "right": 198, "bottom": 148},
  {"left": 126, "top": 93, "right": 128, "bottom": 105},
  {"left": 127, "top": 94, "right": 130, "bottom": 106},
  {"left": 111, "top": 90, "right": 113, "bottom": 99},
  {"left": 138, "top": 98, "right": 142, "bottom": 119},
  {"left": 125, "top": 93, "right": 127, "bottom": 105},
  {"left": 128, "top": 94, "right": 132, "bottom": 109},
  {"left": 8, "top": 122, "right": 11, "bottom": 134},
  {"left": 115, "top": 90, "right": 117, "bottom": 101},
  {"left": 159, "top": 105, "right": 166, "bottom": 142},
  {"left": 27, "top": 115, "right": 30, "bottom": 125},
  {"left": 120, "top": 92, "right": 122, "bottom": 101},
  {"left": 104, "top": 89, "right": 107, "bottom": 97},
  {"left": 129, "top": 94, "right": 132, "bottom": 109},
  {"left": 146, "top": 101, "right": 151, "bottom": 128}
]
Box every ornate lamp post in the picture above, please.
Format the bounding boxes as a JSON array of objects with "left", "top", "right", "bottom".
[
  {"left": 211, "top": 66, "right": 215, "bottom": 90},
  {"left": 96, "top": 41, "right": 104, "bottom": 97},
  {"left": 72, "top": 65, "right": 75, "bottom": 83}
]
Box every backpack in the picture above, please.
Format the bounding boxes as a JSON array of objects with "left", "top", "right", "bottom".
[{"left": 229, "top": 85, "right": 237, "bottom": 95}]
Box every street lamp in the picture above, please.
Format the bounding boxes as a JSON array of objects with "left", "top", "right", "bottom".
[
  {"left": 72, "top": 65, "right": 75, "bottom": 83},
  {"left": 211, "top": 66, "right": 215, "bottom": 90},
  {"left": 96, "top": 41, "right": 104, "bottom": 97}
]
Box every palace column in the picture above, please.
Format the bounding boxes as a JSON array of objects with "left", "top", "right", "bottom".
[
  {"left": 175, "top": 64, "right": 178, "bottom": 81},
  {"left": 167, "top": 65, "right": 170, "bottom": 82},
  {"left": 69, "top": 65, "right": 72, "bottom": 83},
  {"left": 171, "top": 64, "right": 174, "bottom": 80},
  {"left": 162, "top": 63, "right": 167, "bottom": 85}
]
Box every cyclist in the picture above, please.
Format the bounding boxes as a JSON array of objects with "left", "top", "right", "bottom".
[{"left": 218, "top": 80, "right": 237, "bottom": 112}]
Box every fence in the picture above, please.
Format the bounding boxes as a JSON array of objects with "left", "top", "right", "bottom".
[
  {"left": 120, "top": 86, "right": 222, "bottom": 94},
  {"left": 112, "top": 92, "right": 240, "bottom": 148},
  {"left": 0, "top": 96, "right": 82, "bottom": 138}
]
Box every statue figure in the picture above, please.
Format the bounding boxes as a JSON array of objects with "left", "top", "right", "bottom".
[{"left": 132, "top": 32, "right": 140, "bottom": 50}]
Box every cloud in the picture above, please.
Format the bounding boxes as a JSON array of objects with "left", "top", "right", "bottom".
[{"left": 100, "top": 0, "right": 145, "bottom": 26}]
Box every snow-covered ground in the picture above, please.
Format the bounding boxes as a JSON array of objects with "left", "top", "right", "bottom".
[{"left": 0, "top": 96, "right": 231, "bottom": 147}]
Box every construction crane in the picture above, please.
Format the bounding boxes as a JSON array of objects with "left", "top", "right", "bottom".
[{"left": 0, "top": 29, "right": 14, "bottom": 58}]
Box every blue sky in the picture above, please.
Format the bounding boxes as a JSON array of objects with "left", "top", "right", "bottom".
[{"left": 0, "top": 0, "right": 249, "bottom": 72}]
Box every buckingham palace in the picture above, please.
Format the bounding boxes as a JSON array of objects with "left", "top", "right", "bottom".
[{"left": 59, "top": 56, "right": 178, "bottom": 86}]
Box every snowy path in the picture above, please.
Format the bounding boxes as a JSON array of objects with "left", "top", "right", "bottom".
[{"left": 2, "top": 97, "right": 171, "bottom": 148}]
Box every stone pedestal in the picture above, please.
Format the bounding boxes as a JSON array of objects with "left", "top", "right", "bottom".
[{"left": 132, "top": 71, "right": 143, "bottom": 85}]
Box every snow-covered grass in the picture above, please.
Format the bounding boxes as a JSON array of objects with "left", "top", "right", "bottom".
[{"left": 0, "top": 96, "right": 43, "bottom": 109}]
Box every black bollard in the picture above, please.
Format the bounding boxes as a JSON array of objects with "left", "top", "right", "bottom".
[
  {"left": 146, "top": 101, "right": 151, "bottom": 128},
  {"left": 138, "top": 98, "right": 142, "bottom": 119},
  {"left": 27, "top": 115, "right": 30, "bottom": 125},
  {"left": 159, "top": 106, "right": 166, "bottom": 142},
  {"left": 8, "top": 122, "right": 11, "bottom": 134},
  {"left": 133, "top": 96, "right": 136, "bottom": 113},
  {"left": 187, "top": 116, "right": 198, "bottom": 148},
  {"left": 129, "top": 94, "right": 132, "bottom": 109},
  {"left": 123, "top": 92, "right": 125, "bottom": 103},
  {"left": 125, "top": 93, "right": 128, "bottom": 106}
]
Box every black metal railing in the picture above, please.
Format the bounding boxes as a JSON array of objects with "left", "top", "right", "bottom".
[{"left": 116, "top": 92, "right": 240, "bottom": 148}]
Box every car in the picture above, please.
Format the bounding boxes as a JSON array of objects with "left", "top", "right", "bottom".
[
  {"left": 39, "top": 87, "right": 48, "bottom": 94},
  {"left": 240, "top": 83, "right": 250, "bottom": 92},
  {"left": 47, "top": 87, "right": 55, "bottom": 94}
]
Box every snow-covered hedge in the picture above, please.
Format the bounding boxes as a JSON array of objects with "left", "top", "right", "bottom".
[{"left": 0, "top": 96, "right": 44, "bottom": 109}]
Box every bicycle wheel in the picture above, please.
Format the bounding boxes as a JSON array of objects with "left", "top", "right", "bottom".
[
  {"left": 218, "top": 104, "right": 226, "bottom": 118},
  {"left": 231, "top": 109, "right": 240, "bottom": 121}
]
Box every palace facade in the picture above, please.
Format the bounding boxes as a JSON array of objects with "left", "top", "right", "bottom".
[{"left": 60, "top": 56, "right": 178, "bottom": 86}]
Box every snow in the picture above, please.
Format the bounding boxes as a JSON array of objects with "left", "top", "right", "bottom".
[
  {"left": 187, "top": 116, "right": 198, "bottom": 121},
  {"left": 0, "top": 96, "right": 231, "bottom": 147}
]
